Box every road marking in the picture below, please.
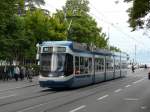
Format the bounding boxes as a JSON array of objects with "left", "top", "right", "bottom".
[
  {"left": 133, "top": 79, "right": 144, "bottom": 84},
  {"left": 97, "top": 94, "right": 109, "bottom": 101},
  {"left": 125, "top": 85, "right": 131, "bottom": 88},
  {"left": 0, "top": 94, "right": 16, "bottom": 100},
  {"left": 17, "top": 103, "right": 45, "bottom": 112},
  {"left": 124, "top": 98, "right": 139, "bottom": 101},
  {"left": 114, "top": 89, "right": 122, "bottom": 93},
  {"left": 69, "top": 105, "right": 86, "bottom": 112}
]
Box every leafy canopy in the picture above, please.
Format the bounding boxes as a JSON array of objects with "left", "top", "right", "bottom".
[
  {"left": 59, "top": 0, "right": 108, "bottom": 48},
  {"left": 124, "top": 0, "right": 150, "bottom": 30}
]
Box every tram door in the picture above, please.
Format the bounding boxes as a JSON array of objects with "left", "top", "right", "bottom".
[
  {"left": 105, "top": 56, "right": 114, "bottom": 80},
  {"left": 114, "top": 56, "right": 121, "bottom": 78},
  {"left": 94, "top": 56, "right": 105, "bottom": 83},
  {"left": 74, "top": 56, "right": 93, "bottom": 86}
]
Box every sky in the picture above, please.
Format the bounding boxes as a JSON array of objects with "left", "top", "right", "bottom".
[{"left": 42, "top": 0, "right": 150, "bottom": 65}]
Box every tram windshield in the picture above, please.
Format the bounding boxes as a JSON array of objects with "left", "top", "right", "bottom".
[{"left": 40, "top": 53, "right": 73, "bottom": 77}]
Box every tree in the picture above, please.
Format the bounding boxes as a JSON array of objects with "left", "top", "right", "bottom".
[
  {"left": 65, "top": 0, "right": 89, "bottom": 17},
  {"left": 0, "top": 0, "right": 19, "bottom": 36},
  {"left": 3, "top": 15, "right": 31, "bottom": 63},
  {"left": 110, "top": 46, "right": 121, "bottom": 52},
  {"left": 24, "top": 9, "right": 68, "bottom": 60},
  {"left": 0, "top": 0, "right": 21, "bottom": 61},
  {"left": 124, "top": 0, "right": 150, "bottom": 30},
  {"left": 25, "top": 0, "right": 45, "bottom": 11},
  {"left": 25, "top": 0, "right": 45, "bottom": 7},
  {"left": 0, "top": 0, "right": 47, "bottom": 64},
  {"left": 57, "top": 0, "right": 108, "bottom": 48}
]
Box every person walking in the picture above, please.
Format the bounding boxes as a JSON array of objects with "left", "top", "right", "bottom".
[
  {"left": 3, "top": 66, "right": 9, "bottom": 81},
  {"left": 26, "top": 67, "right": 33, "bottom": 82},
  {"left": 20, "top": 66, "right": 25, "bottom": 80},
  {"left": 14, "top": 66, "right": 20, "bottom": 81},
  {"left": 132, "top": 64, "right": 135, "bottom": 73}
]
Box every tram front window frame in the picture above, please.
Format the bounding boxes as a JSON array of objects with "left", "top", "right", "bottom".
[{"left": 40, "top": 53, "right": 73, "bottom": 77}]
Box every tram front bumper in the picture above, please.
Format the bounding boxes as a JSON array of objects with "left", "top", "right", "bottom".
[{"left": 39, "top": 77, "right": 74, "bottom": 88}]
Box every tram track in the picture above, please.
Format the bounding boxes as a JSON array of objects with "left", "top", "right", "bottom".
[
  {"left": 16, "top": 76, "right": 142, "bottom": 112},
  {"left": 17, "top": 80, "right": 127, "bottom": 112},
  {"left": 0, "top": 74, "right": 145, "bottom": 112},
  {"left": 0, "top": 83, "right": 39, "bottom": 92},
  {"left": 0, "top": 82, "right": 112, "bottom": 111},
  {"left": 43, "top": 89, "right": 110, "bottom": 112},
  {"left": 0, "top": 90, "right": 57, "bottom": 107}
]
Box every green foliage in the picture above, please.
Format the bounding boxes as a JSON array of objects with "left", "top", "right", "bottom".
[
  {"left": 3, "top": 15, "right": 31, "bottom": 60},
  {"left": 25, "top": 0, "right": 45, "bottom": 7},
  {"left": 0, "top": 0, "right": 118, "bottom": 65},
  {"left": 124, "top": 0, "right": 150, "bottom": 30},
  {"left": 65, "top": 0, "right": 89, "bottom": 17},
  {"left": 110, "top": 46, "right": 121, "bottom": 52},
  {"left": 0, "top": 0, "right": 19, "bottom": 36},
  {"left": 25, "top": 10, "right": 50, "bottom": 42},
  {"left": 61, "top": 0, "right": 108, "bottom": 48}
]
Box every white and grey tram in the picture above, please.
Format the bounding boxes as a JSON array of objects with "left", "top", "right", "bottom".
[{"left": 37, "top": 41, "right": 128, "bottom": 88}]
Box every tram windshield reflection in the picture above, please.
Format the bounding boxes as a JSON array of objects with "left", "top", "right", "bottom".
[{"left": 40, "top": 53, "right": 73, "bottom": 77}]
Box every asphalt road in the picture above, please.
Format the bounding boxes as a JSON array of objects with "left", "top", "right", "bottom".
[{"left": 0, "top": 68, "right": 150, "bottom": 112}]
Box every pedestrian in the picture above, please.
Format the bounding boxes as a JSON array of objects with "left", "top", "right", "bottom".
[
  {"left": 132, "top": 65, "right": 135, "bottom": 73},
  {"left": 6, "top": 66, "right": 10, "bottom": 81},
  {"left": 14, "top": 66, "right": 20, "bottom": 81},
  {"left": 3, "top": 66, "right": 9, "bottom": 81},
  {"left": 20, "top": 66, "right": 25, "bottom": 80},
  {"left": 10, "top": 65, "right": 14, "bottom": 79},
  {"left": 26, "top": 67, "right": 33, "bottom": 82},
  {"left": 8, "top": 68, "right": 12, "bottom": 80}
]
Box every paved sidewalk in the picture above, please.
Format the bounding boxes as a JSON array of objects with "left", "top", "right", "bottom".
[{"left": 0, "top": 76, "right": 39, "bottom": 92}]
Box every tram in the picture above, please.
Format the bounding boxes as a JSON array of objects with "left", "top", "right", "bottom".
[{"left": 37, "top": 41, "right": 128, "bottom": 88}]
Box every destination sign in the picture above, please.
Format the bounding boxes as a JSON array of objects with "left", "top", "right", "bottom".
[
  {"left": 43, "top": 47, "right": 53, "bottom": 52},
  {"left": 57, "top": 47, "right": 66, "bottom": 52}
]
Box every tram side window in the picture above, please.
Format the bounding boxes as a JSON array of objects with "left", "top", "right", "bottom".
[
  {"left": 99, "top": 58, "right": 104, "bottom": 72},
  {"left": 95, "top": 58, "right": 104, "bottom": 72},
  {"left": 116, "top": 60, "right": 120, "bottom": 70},
  {"left": 115, "top": 61, "right": 119, "bottom": 70},
  {"left": 80, "top": 57, "right": 84, "bottom": 74},
  {"left": 121, "top": 59, "right": 127, "bottom": 69},
  {"left": 75, "top": 56, "right": 92, "bottom": 74},
  {"left": 106, "top": 62, "right": 110, "bottom": 71},
  {"left": 64, "top": 54, "right": 73, "bottom": 76},
  {"left": 89, "top": 58, "right": 92, "bottom": 73},
  {"left": 106, "top": 57, "right": 114, "bottom": 71},
  {"left": 84, "top": 57, "right": 89, "bottom": 73},
  {"left": 95, "top": 58, "right": 99, "bottom": 72},
  {"left": 75, "top": 57, "right": 80, "bottom": 74},
  {"left": 80, "top": 57, "right": 91, "bottom": 74}
]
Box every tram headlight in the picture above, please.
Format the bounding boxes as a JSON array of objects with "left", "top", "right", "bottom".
[{"left": 60, "top": 76, "right": 65, "bottom": 78}]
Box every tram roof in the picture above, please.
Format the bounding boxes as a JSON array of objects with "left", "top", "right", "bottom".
[
  {"left": 42, "top": 41, "right": 73, "bottom": 46},
  {"left": 40, "top": 41, "right": 126, "bottom": 56}
]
